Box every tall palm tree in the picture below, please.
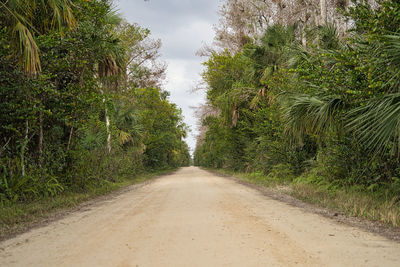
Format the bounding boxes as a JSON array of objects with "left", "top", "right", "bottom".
[
  {"left": 96, "top": 11, "right": 127, "bottom": 153},
  {"left": 0, "top": 0, "right": 77, "bottom": 75},
  {"left": 225, "top": 24, "right": 296, "bottom": 126}
]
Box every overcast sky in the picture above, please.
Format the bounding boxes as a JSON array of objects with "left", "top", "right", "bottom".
[{"left": 115, "top": 0, "right": 220, "bottom": 154}]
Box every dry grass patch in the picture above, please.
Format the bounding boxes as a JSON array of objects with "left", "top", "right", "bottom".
[{"left": 292, "top": 183, "right": 400, "bottom": 228}]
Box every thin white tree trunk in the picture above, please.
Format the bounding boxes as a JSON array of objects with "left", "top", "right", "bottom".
[
  {"left": 105, "top": 105, "right": 111, "bottom": 153},
  {"left": 320, "top": 0, "right": 327, "bottom": 25},
  {"left": 100, "top": 87, "right": 112, "bottom": 153},
  {"left": 301, "top": 20, "right": 307, "bottom": 47},
  {"left": 302, "top": 34, "right": 307, "bottom": 47}
]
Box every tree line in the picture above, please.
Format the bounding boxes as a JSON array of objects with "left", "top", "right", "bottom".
[
  {"left": 0, "top": 0, "right": 190, "bottom": 203},
  {"left": 194, "top": 0, "right": 400, "bottom": 195}
]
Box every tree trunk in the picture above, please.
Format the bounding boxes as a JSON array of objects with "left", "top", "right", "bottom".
[
  {"left": 302, "top": 32, "right": 307, "bottom": 47},
  {"left": 320, "top": 0, "right": 327, "bottom": 25},
  {"left": 21, "top": 120, "right": 29, "bottom": 177},
  {"left": 277, "top": 1, "right": 284, "bottom": 25},
  {"left": 100, "top": 84, "right": 112, "bottom": 154},
  {"left": 301, "top": 19, "right": 307, "bottom": 47},
  {"left": 38, "top": 110, "right": 43, "bottom": 164},
  {"left": 67, "top": 127, "right": 74, "bottom": 151},
  {"left": 0, "top": 138, "right": 11, "bottom": 158},
  {"left": 105, "top": 106, "right": 111, "bottom": 153}
]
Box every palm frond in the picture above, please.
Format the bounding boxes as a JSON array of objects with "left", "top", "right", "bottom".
[
  {"left": 282, "top": 94, "right": 344, "bottom": 143},
  {"left": 45, "top": 0, "right": 77, "bottom": 32},
  {"left": 13, "top": 22, "right": 41, "bottom": 75},
  {"left": 1, "top": 0, "right": 77, "bottom": 75},
  {"left": 99, "top": 56, "right": 120, "bottom": 78},
  {"left": 380, "top": 34, "right": 400, "bottom": 68},
  {"left": 113, "top": 101, "right": 144, "bottom": 145},
  {"left": 286, "top": 43, "right": 310, "bottom": 68},
  {"left": 116, "top": 130, "right": 133, "bottom": 145},
  {"left": 103, "top": 10, "right": 123, "bottom": 27},
  {"left": 347, "top": 93, "right": 400, "bottom": 154},
  {"left": 371, "top": 33, "right": 400, "bottom": 91},
  {"left": 308, "top": 23, "right": 340, "bottom": 50}
]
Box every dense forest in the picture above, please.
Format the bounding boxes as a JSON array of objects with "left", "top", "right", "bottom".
[
  {"left": 194, "top": 0, "right": 400, "bottom": 209},
  {"left": 0, "top": 0, "right": 190, "bottom": 203}
]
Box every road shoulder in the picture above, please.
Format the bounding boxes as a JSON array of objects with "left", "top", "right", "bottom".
[{"left": 205, "top": 168, "right": 400, "bottom": 243}]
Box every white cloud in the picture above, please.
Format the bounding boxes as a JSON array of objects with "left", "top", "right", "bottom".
[
  {"left": 165, "top": 59, "right": 206, "bottom": 152},
  {"left": 116, "top": 0, "right": 219, "bottom": 153}
]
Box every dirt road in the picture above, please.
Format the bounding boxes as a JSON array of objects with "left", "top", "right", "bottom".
[{"left": 1, "top": 167, "right": 399, "bottom": 266}]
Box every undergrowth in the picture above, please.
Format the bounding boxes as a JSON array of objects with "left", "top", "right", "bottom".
[{"left": 0, "top": 168, "right": 175, "bottom": 240}]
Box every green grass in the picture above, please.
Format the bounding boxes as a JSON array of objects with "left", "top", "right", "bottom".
[
  {"left": 207, "top": 167, "right": 400, "bottom": 229},
  {"left": 0, "top": 168, "right": 176, "bottom": 240}
]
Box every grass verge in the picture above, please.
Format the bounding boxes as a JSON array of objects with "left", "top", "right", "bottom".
[
  {"left": 206, "top": 167, "right": 400, "bottom": 229},
  {"left": 0, "top": 168, "right": 176, "bottom": 241},
  {"left": 292, "top": 183, "right": 400, "bottom": 228}
]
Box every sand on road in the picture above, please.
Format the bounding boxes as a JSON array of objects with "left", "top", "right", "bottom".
[{"left": 1, "top": 167, "right": 399, "bottom": 266}]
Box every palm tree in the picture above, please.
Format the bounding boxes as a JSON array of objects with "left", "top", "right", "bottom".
[
  {"left": 96, "top": 12, "right": 127, "bottom": 153},
  {"left": 1, "top": 0, "right": 77, "bottom": 174},
  {"left": 113, "top": 101, "right": 144, "bottom": 148},
  {"left": 225, "top": 24, "right": 296, "bottom": 126},
  {"left": 347, "top": 93, "right": 400, "bottom": 155},
  {"left": 347, "top": 33, "right": 400, "bottom": 155},
  {"left": 282, "top": 94, "right": 344, "bottom": 144},
  {"left": 0, "top": 0, "right": 76, "bottom": 75},
  {"left": 280, "top": 24, "right": 345, "bottom": 143}
]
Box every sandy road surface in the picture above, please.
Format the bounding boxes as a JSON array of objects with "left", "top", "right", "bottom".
[{"left": 1, "top": 167, "right": 400, "bottom": 266}]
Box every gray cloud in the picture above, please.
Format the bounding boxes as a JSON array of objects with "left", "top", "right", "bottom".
[
  {"left": 116, "top": 0, "right": 219, "bottom": 153},
  {"left": 159, "top": 20, "right": 215, "bottom": 59}
]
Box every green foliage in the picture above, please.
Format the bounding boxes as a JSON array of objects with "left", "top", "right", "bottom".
[
  {"left": 0, "top": 0, "right": 190, "bottom": 204},
  {"left": 133, "top": 87, "right": 190, "bottom": 169},
  {"left": 195, "top": 0, "right": 400, "bottom": 197},
  {"left": 0, "top": 0, "right": 78, "bottom": 75}
]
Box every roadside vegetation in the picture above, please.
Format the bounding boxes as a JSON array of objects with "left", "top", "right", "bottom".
[
  {"left": 194, "top": 0, "right": 400, "bottom": 228},
  {"left": 0, "top": 0, "right": 190, "bottom": 236},
  {"left": 0, "top": 168, "right": 175, "bottom": 240}
]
